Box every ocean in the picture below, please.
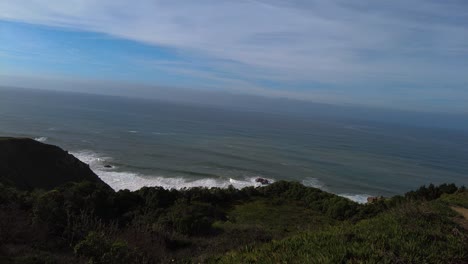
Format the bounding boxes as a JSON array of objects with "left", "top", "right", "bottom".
[{"left": 1, "top": 87, "right": 467, "bottom": 203}]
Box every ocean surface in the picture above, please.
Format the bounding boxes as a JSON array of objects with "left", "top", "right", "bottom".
[{"left": 1, "top": 87, "right": 467, "bottom": 203}]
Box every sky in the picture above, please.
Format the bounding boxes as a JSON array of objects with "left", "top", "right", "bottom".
[{"left": 0, "top": 0, "right": 467, "bottom": 113}]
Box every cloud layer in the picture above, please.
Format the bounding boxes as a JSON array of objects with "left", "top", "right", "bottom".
[{"left": 1, "top": 0, "right": 468, "bottom": 110}]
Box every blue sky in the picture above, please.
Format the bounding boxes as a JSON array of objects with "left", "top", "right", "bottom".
[{"left": 1, "top": 0, "right": 467, "bottom": 113}]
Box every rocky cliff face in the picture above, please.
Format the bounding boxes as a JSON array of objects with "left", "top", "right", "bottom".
[{"left": 0, "top": 137, "right": 110, "bottom": 190}]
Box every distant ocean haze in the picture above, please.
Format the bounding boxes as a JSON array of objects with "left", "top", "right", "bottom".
[{"left": 1, "top": 87, "right": 467, "bottom": 203}]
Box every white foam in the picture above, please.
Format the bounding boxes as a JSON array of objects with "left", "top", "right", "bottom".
[
  {"left": 72, "top": 150, "right": 370, "bottom": 203},
  {"left": 302, "top": 177, "right": 327, "bottom": 190},
  {"left": 72, "top": 150, "right": 111, "bottom": 166},
  {"left": 302, "top": 177, "right": 370, "bottom": 204},
  {"left": 71, "top": 150, "right": 271, "bottom": 191},
  {"left": 151, "top": 132, "right": 174, "bottom": 135},
  {"left": 34, "top": 137, "right": 48, "bottom": 142},
  {"left": 338, "top": 194, "right": 371, "bottom": 204}
]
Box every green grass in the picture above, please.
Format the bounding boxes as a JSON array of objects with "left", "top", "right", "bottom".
[
  {"left": 189, "top": 199, "right": 338, "bottom": 263},
  {"left": 214, "top": 201, "right": 468, "bottom": 264},
  {"left": 215, "top": 199, "right": 336, "bottom": 238},
  {"left": 439, "top": 191, "right": 468, "bottom": 208}
]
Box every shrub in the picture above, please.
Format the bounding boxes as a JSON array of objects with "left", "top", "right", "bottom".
[
  {"left": 405, "top": 183, "right": 458, "bottom": 201},
  {"left": 216, "top": 202, "right": 468, "bottom": 264},
  {"left": 159, "top": 200, "right": 221, "bottom": 236},
  {"left": 32, "top": 190, "right": 67, "bottom": 236},
  {"left": 74, "top": 232, "right": 144, "bottom": 264}
]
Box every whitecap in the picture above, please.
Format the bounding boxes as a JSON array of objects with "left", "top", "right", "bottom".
[
  {"left": 338, "top": 193, "right": 371, "bottom": 204},
  {"left": 71, "top": 150, "right": 112, "bottom": 167},
  {"left": 301, "top": 177, "right": 327, "bottom": 190},
  {"left": 34, "top": 137, "right": 48, "bottom": 142},
  {"left": 72, "top": 150, "right": 370, "bottom": 203},
  {"left": 71, "top": 150, "right": 273, "bottom": 191},
  {"left": 302, "top": 177, "right": 371, "bottom": 204},
  {"left": 151, "top": 132, "right": 175, "bottom": 136}
]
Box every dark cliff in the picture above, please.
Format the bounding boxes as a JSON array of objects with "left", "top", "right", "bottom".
[{"left": 0, "top": 137, "right": 110, "bottom": 190}]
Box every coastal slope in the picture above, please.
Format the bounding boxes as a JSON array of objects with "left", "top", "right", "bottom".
[
  {"left": 0, "top": 138, "right": 466, "bottom": 263},
  {"left": 0, "top": 137, "right": 110, "bottom": 190}
]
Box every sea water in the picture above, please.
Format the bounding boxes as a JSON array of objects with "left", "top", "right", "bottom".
[{"left": 1, "top": 87, "right": 467, "bottom": 203}]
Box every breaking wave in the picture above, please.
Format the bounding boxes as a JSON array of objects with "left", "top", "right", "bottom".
[
  {"left": 338, "top": 194, "right": 371, "bottom": 204},
  {"left": 34, "top": 137, "right": 48, "bottom": 142},
  {"left": 72, "top": 151, "right": 369, "bottom": 203},
  {"left": 301, "top": 177, "right": 327, "bottom": 190},
  {"left": 71, "top": 150, "right": 272, "bottom": 192},
  {"left": 301, "top": 177, "right": 370, "bottom": 204}
]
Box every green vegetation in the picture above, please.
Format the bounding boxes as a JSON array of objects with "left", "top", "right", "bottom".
[
  {"left": 0, "top": 139, "right": 466, "bottom": 263},
  {"left": 1, "top": 181, "right": 466, "bottom": 263},
  {"left": 217, "top": 198, "right": 467, "bottom": 263},
  {"left": 440, "top": 190, "right": 468, "bottom": 208},
  {"left": 216, "top": 199, "right": 335, "bottom": 238}
]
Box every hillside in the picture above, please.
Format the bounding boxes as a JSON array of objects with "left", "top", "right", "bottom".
[
  {"left": 217, "top": 192, "right": 468, "bottom": 263},
  {"left": 0, "top": 137, "right": 110, "bottom": 190},
  {"left": 0, "top": 138, "right": 466, "bottom": 263}
]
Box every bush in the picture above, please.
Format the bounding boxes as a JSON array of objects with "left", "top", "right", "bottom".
[
  {"left": 33, "top": 190, "right": 67, "bottom": 236},
  {"left": 405, "top": 183, "right": 458, "bottom": 201},
  {"left": 3, "top": 179, "right": 465, "bottom": 263},
  {"left": 60, "top": 181, "right": 117, "bottom": 220},
  {"left": 325, "top": 197, "right": 358, "bottom": 220},
  {"left": 11, "top": 254, "right": 57, "bottom": 264},
  {"left": 217, "top": 202, "right": 468, "bottom": 264},
  {"left": 74, "top": 232, "right": 144, "bottom": 264},
  {"left": 159, "top": 199, "right": 222, "bottom": 236}
]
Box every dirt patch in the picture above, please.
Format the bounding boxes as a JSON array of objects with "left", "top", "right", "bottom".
[
  {"left": 451, "top": 206, "right": 468, "bottom": 231},
  {"left": 452, "top": 207, "right": 468, "bottom": 219}
]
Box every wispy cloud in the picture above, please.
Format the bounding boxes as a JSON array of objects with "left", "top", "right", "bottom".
[
  {"left": 1, "top": 0, "right": 467, "bottom": 111},
  {"left": 1, "top": 1, "right": 467, "bottom": 82}
]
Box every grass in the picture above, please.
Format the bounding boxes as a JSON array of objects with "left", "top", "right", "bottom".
[
  {"left": 214, "top": 199, "right": 336, "bottom": 238},
  {"left": 214, "top": 201, "right": 468, "bottom": 264},
  {"left": 439, "top": 191, "right": 468, "bottom": 208},
  {"left": 184, "top": 199, "right": 338, "bottom": 263}
]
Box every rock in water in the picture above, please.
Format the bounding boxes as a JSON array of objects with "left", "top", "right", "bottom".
[{"left": 255, "top": 177, "right": 270, "bottom": 185}]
